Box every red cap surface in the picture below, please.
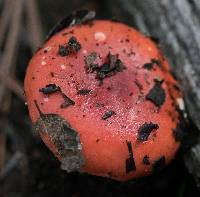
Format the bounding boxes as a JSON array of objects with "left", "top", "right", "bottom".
[{"left": 24, "top": 20, "right": 182, "bottom": 181}]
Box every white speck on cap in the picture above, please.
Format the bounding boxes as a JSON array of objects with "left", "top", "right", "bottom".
[
  {"left": 94, "top": 32, "right": 106, "bottom": 42},
  {"left": 82, "top": 49, "right": 87, "bottom": 54},
  {"left": 44, "top": 97, "right": 49, "bottom": 102},
  {"left": 44, "top": 46, "right": 51, "bottom": 52},
  {"left": 176, "top": 97, "right": 185, "bottom": 111},
  {"left": 41, "top": 61, "right": 46, "bottom": 65},
  {"left": 148, "top": 47, "right": 152, "bottom": 52},
  {"left": 60, "top": 64, "right": 66, "bottom": 69}
]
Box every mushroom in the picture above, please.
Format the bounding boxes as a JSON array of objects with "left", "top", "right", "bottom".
[{"left": 24, "top": 11, "right": 183, "bottom": 181}]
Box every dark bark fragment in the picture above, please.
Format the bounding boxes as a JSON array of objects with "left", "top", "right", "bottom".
[
  {"left": 95, "top": 53, "right": 126, "bottom": 83},
  {"left": 84, "top": 52, "right": 98, "bottom": 73},
  {"left": 33, "top": 100, "right": 84, "bottom": 172},
  {"left": 137, "top": 122, "right": 159, "bottom": 142},
  {"left": 146, "top": 81, "right": 166, "bottom": 107},
  {"left": 58, "top": 36, "right": 81, "bottom": 56},
  {"left": 84, "top": 52, "right": 126, "bottom": 85},
  {"left": 126, "top": 141, "right": 136, "bottom": 173}
]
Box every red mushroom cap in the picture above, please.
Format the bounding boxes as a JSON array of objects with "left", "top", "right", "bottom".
[{"left": 24, "top": 19, "right": 182, "bottom": 181}]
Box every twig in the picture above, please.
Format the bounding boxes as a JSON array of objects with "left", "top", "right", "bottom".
[
  {"left": 25, "top": 0, "right": 43, "bottom": 52},
  {"left": 0, "top": 132, "right": 6, "bottom": 172},
  {"left": 0, "top": 151, "right": 24, "bottom": 181},
  {"left": 0, "top": 0, "right": 24, "bottom": 106},
  {"left": 0, "top": 69, "right": 25, "bottom": 101},
  {"left": 0, "top": 0, "right": 14, "bottom": 47}
]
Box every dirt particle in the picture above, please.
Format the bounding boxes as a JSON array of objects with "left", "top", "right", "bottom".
[
  {"left": 58, "top": 45, "right": 69, "bottom": 56},
  {"left": 134, "top": 79, "right": 143, "bottom": 92},
  {"left": 77, "top": 89, "right": 91, "bottom": 95},
  {"left": 39, "top": 84, "right": 60, "bottom": 94},
  {"left": 129, "top": 92, "right": 133, "bottom": 96},
  {"left": 60, "top": 93, "right": 75, "bottom": 108},
  {"left": 107, "top": 86, "right": 112, "bottom": 91},
  {"left": 143, "top": 155, "right": 150, "bottom": 165},
  {"left": 102, "top": 110, "right": 116, "bottom": 120},
  {"left": 96, "top": 103, "right": 104, "bottom": 108},
  {"left": 39, "top": 84, "right": 75, "bottom": 108},
  {"left": 137, "top": 122, "right": 159, "bottom": 142},
  {"left": 125, "top": 38, "right": 130, "bottom": 42},
  {"left": 143, "top": 62, "right": 154, "bottom": 70},
  {"left": 50, "top": 72, "right": 54, "bottom": 77},
  {"left": 146, "top": 81, "right": 166, "bottom": 107},
  {"left": 68, "top": 36, "right": 81, "bottom": 52},
  {"left": 143, "top": 59, "right": 163, "bottom": 70},
  {"left": 58, "top": 36, "right": 81, "bottom": 56}
]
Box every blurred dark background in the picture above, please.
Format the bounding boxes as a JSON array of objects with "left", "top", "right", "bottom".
[{"left": 0, "top": 0, "right": 200, "bottom": 196}]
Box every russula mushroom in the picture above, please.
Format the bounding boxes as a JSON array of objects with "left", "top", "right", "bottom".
[{"left": 24, "top": 10, "right": 184, "bottom": 181}]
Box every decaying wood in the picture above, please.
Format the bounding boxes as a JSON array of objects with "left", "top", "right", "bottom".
[{"left": 107, "top": 0, "right": 200, "bottom": 189}]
